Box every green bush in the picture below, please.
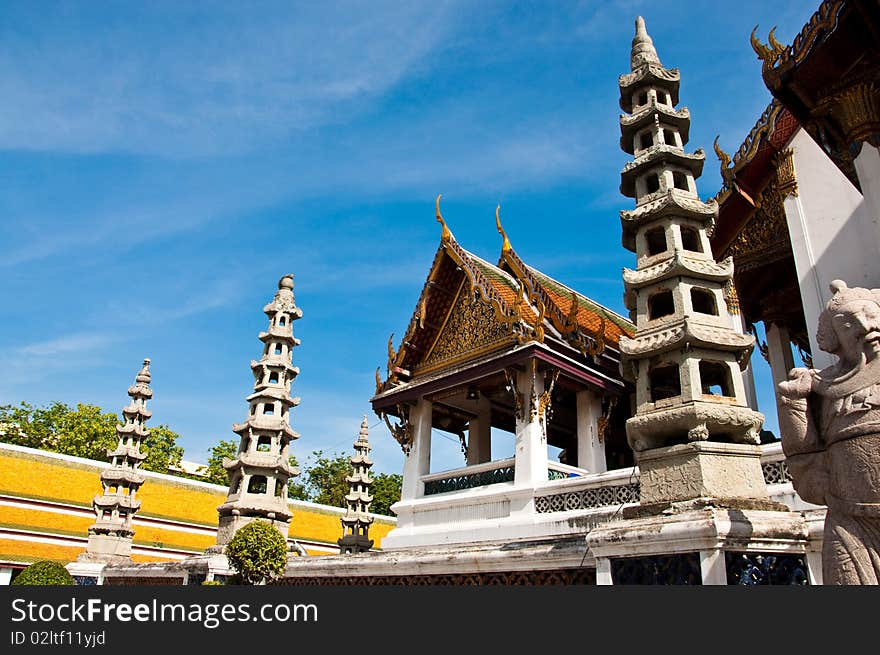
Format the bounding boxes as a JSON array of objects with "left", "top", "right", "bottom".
[
  {"left": 225, "top": 521, "right": 288, "bottom": 585},
  {"left": 12, "top": 561, "right": 74, "bottom": 586},
  {"left": 201, "top": 580, "right": 224, "bottom": 586}
]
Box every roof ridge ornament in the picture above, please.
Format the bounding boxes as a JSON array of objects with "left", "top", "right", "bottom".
[
  {"left": 631, "top": 16, "right": 660, "bottom": 70},
  {"left": 713, "top": 136, "right": 735, "bottom": 191},
  {"left": 750, "top": 25, "right": 787, "bottom": 73},
  {"left": 435, "top": 194, "right": 453, "bottom": 244},
  {"left": 496, "top": 204, "right": 512, "bottom": 254}
]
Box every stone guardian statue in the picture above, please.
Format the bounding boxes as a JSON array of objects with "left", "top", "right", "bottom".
[{"left": 777, "top": 280, "right": 880, "bottom": 584}]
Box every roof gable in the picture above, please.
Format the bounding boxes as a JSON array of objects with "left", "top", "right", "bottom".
[{"left": 376, "top": 198, "right": 635, "bottom": 393}]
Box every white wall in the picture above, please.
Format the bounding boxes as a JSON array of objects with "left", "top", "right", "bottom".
[{"left": 784, "top": 128, "right": 875, "bottom": 369}]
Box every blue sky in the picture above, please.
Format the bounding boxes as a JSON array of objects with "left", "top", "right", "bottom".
[{"left": 0, "top": 1, "right": 816, "bottom": 476}]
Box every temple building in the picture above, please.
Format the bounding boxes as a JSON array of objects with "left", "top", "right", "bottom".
[
  {"left": 9, "top": 0, "right": 875, "bottom": 586},
  {"left": 368, "top": 197, "right": 635, "bottom": 550},
  {"left": 214, "top": 274, "right": 303, "bottom": 546},
  {"left": 338, "top": 417, "right": 375, "bottom": 554},
  {"left": 713, "top": 0, "right": 880, "bottom": 382}
]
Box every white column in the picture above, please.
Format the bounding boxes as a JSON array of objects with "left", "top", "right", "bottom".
[
  {"left": 784, "top": 129, "right": 878, "bottom": 370},
  {"left": 400, "top": 398, "right": 432, "bottom": 501},
  {"left": 513, "top": 365, "right": 548, "bottom": 487},
  {"left": 576, "top": 390, "right": 606, "bottom": 474},
  {"left": 467, "top": 397, "right": 491, "bottom": 466},
  {"left": 765, "top": 321, "right": 796, "bottom": 391},
  {"left": 854, "top": 143, "right": 880, "bottom": 232},
  {"left": 0, "top": 567, "right": 13, "bottom": 585},
  {"left": 782, "top": 191, "right": 834, "bottom": 371},
  {"left": 806, "top": 550, "right": 824, "bottom": 586},
  {"left": 699, "top": 549, "right": 728, "bottom": 585},
  {"left": 595, "top": 558, "right": 613, "bottom": 585},
  {"left": 731, "top": 311, "right": 759, "bottom": 410}
]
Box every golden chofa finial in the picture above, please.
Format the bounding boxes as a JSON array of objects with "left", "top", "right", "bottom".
[
  {"left": 750, "top": 25, "right": 786, "bottom": 68},
  {"left": 435, "top": 194, "right": 453, "bottom": 244},
  {"left": 713, "top": 136, "right": 735, "bottom": 189},
  {"left": 495, "top": 204, "right": 512, "bottom": 254}
]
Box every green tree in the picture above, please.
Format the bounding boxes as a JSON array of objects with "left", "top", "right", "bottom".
[
  {"left": 12, "top": 561, "right": 74, "bottom": 586},
  {"left": 203, "top": 439, "right": 239, "bottom": 486},
  {"left": 224, "top": 520, "right": 287, "bottom": 585},
  {"left": 141, "top": 424, "right": 184, "bottom": 474},
  {"left": 371, "top": 472, "right": 402, "bottom": 517},
  {"left": 0, "top": 401, "right": 184, "bottom": 474},
  {"left": 300, "top": 450, "right": 350, "bottom": 508}
]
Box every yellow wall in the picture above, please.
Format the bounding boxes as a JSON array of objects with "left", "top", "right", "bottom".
[{"left": 0, "top": 445, "right": 395, "bottom": 566}]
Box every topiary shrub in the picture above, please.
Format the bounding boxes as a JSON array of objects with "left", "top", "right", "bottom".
[
  {"left": 12, "top": 561, "right": 74, "bottom": 586},
  {"left": 224, "top": 520, "right": 288, "bottom": 585}
]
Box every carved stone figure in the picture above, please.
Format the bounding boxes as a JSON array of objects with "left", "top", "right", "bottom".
[{"left": 778, "top": 280, "right": 880, "bottom": 584}]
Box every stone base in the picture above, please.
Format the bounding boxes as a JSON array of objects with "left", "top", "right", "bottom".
[
  {"left": 586, "top": 503, "right": 813, "bottom": 585},
  {"left": 626, "top": 401, "right": 764, "bottom": 451},
  {"left": 215, "top": 512, "right": 290, "bottom": 546},
  {"left": 80, "top": 534, "right": 133, "bottom": 563},
  {"left": 65, "top": 560, "right": 108, "bottom": 585},
  {"left": 338, "top": 535, "right": 374, "bottom": 554},
  {"left": 636, "top": 441, "right": 769, "bottom": 504}
]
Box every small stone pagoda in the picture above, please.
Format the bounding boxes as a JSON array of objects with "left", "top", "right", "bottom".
[
  {"left": 338, "top": 416, "right": 375, "bottom": 554},
  {"left": 82, "top": 359, "right": 153, "bottom": 562},
  {"left": 214, "top": 274, "right": 303, "bottom": 546},
  {"left": 616, "top": 16, "right": 766, "bottom": 503},
  {"left": 586, "top": 18, "right": 810, "bottom": 585}
]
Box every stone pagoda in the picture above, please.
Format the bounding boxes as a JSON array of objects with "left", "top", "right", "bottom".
[
  {"left": 586, "top": 18, "right": 810, "bottom": 585},
  {"left": 82, "top": 359, "right": 153, "bottom": 563},
  {"left": 214, "top": 274, "right": 303, "bottom": 546},
  {"left": 338, "top": 416, "right": 375, "bottom": 554},
  {"left": 616, "top": 16, "right": 766, "bottom": 503}
]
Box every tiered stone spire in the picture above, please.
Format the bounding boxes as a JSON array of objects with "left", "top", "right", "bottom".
[
  {"left": 617, "top": 18, "right": 765, "bottom": 500},
  {"left": 338, "top": 416, "right": 375, "bottom": 554},
  {"left": 84, "top": 359, "right": 152, "bottom": 562},
  {"left": 215, "top": 274, "right": 302, "bottom": 545}
]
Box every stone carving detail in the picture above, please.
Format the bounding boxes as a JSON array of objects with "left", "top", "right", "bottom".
[
  {"left": 423, "top": 291, "right": 510, "bottom": 370},
  {"left": 777, "top": 280, "right": 880, "bottom": 584}
]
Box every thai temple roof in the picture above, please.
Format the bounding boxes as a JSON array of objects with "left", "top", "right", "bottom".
[{"left": 375, "top": 197, "right": 633, "bottom": 397}]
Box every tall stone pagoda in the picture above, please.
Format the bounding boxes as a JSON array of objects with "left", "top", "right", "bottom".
[
  {"left": 83, "top": 358, "right": 153, "bottom": 562},
  {"left": 338, "top": 416, "right": 375, "bottom": 554},
  {"left": 586, "top": 18, "right": 810, "bottom": 585},
  {"left": 616, "top": 16, "right": 767, "bottom": 503},
  {"left": 215, "top": 274, "right": 302, "bottom": 546}
]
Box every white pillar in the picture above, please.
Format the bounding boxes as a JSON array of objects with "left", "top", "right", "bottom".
[
  {"left": 782, "top": 191, "right": 835, "bottom": 371},
  {"left": 782, "top": 129, "right": 878, "bottom": 370},
  {"left": 400, "top": 398, "right": 432, "bottom": 501},
  {"left": 806, "top": 550, "right": 824, "bottom": 586},
  {"left": 595, "top": 558, "right": 613, "bottom": 585},
  {"left": 0, "top": 567, "right": 12, "bottom": 585},
  {"left": 765, "top": 322, "right": 796, "bottom": 391},
  {"left": 513, "top": 365, "right": 548, "bottom": 487},
  {"left": 854, "top": 143, "right": 880, "bottom": 232},
  {"left": 576, "top": 390, "right": 606, "bottom": 474},
  {"left": 699, "top": 549, "right": 728, "bottom": 585},
  {"left": 732, "top": 311, "right": 759, "bottom": 410},
  {"left": 467, "top": 397, "right": 491, "bottom": 466}
]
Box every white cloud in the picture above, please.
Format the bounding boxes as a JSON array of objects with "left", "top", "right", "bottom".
[
  {"left": 15, "top": 332, "right": 116, "bottom": 357},
  {"left": 0, "top": 2, "right": 463, "bottom": 157}
]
